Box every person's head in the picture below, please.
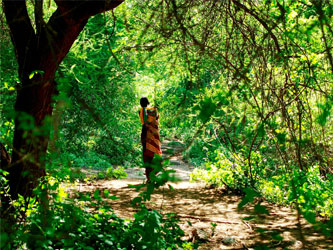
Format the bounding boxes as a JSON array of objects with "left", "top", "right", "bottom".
[{"left": 140, "top": 97, "right": 150, "bottom": 107}]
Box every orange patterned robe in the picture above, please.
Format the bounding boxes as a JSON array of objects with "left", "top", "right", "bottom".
[{"left": 140, "top": 107, "right": 162, "bottom": 158}]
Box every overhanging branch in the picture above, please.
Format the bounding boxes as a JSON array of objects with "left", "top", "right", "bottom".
[
  {"left": 54, "top": 0, "right": 124, "bottom": 20},
  {"left": 232, "top": 0, "right": 282, "bottom": 54}
]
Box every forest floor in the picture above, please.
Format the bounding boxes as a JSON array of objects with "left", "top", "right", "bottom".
[{"left": 71, "top": 140, "right": 333, "bottom": 250}]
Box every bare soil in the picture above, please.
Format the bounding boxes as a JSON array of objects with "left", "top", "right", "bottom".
[{"left": 69, "top": 141, "right": 333, "bottom": 250}]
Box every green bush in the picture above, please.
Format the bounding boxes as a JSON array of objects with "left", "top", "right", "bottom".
[
  {"left": 1, "top": 161, "right": 187, "bottom": 250},
  {"left": 191, "top": 151, "right": 333, "bottom": 232},
  {"left": 190, "top": 150, "right": 248, "bottom": 190},
  {"left": 1, "top": 193, "right": 185, "bottom": 250},
  {"left": 106, "top": 166, "right": 128, "bottom": 179}
]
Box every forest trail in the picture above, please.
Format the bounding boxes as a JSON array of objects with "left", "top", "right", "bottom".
[{"left": 72, "top": 140, "right": 332, "bottom": 250}]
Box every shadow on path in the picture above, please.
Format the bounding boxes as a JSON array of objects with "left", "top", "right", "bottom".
[{"left": 69, "top": 140, "right": 333, "bottom": 249}]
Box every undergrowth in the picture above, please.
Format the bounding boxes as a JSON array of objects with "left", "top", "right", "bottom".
[
  {"left": 0, "top": 159, "right": 193, "bottom": 250},
  {"left": 190, "top": 150, "right": 333, "bottom": 237}
]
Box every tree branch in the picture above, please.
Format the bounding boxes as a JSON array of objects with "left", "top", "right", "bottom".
[
  {"left": 35, "top": 0, "right": 124, "bottom": 80},
  {"left": 34, "top": 0, "right": 44, "bottom": 38},
  {"left": 3, "top": 0, "right": 36, "bottom": 79},
  {"left": 1, "top": 142, "right": 11, "bottom": 170},
  {"left": 231, "top": 0, "right": 282, "bottom": 54},
  {"left": 54, "top": 0, "right": 124, "bottom": 20}
]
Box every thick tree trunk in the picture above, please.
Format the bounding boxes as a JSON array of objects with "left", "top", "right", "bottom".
[
  {"left": 2, "top": 0, "right": 124, "bottom": 201},
  {"left": 6, "top": 14, "right": 89, "bottom": 199},
  {"left": 8, "top": 78, "right": 55, "bottom": 199},
  {"left": 5, "top": 8, "right": 89, "bottom": 200}
]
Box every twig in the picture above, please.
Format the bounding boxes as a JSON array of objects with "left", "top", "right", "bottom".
[
  {"left": 242, "top": 220, "right": 252, "bottom": 230},
  {"left": 177, "top": 214, "right": 241, "bottom": 224}
]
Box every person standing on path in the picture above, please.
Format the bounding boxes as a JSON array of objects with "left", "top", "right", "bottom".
[{"left": 139, "top": 97, "right": 162, "bottom": 180}]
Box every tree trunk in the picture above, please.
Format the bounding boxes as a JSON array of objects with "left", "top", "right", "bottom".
[
  {"left": 0, "top": 142, "right": 11, "bottom": 170},
  {"left": 4, "top": 7, "right": 89, "bottom": 200},
  {"left": 8, "top": 77, "right": 56, "bottom": 199},
  {"left": 2, "top": 0, "right": 124, "bottom": 201}
]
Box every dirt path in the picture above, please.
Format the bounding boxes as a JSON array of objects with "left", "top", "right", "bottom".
[{"left": 72, "top": 140, "right": 333, "bottom": 250}]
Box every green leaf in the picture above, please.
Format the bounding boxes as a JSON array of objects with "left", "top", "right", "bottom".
[
  {"left": 132, "top": 197, "right": 142, "bottom": 206},
  {"left": 198, "top": 97, "right": 216, "bottom": 122},
  {"left": 0, "top": 232, "right": 8, "bottom": 248},
  {"left": 271, "top": 232, "right": 283, "bottom": 241},
  {"left": 276, "top": 132, "right": 287, "bottom": 144},
  {"left": 257, "top": 123, "right": 265, "bottom": 137},
  {"left": 109, "top": 195, "right": 119, "bottom": 200},
  {"left": 105, "top": 240, "right": 113, "bottom": 246},
  {"left": 254, "top": 245, "right": 270, "bottom": 250},
  {"left": 238, "top": 188, "right": 261, "bottom": 209},
  {"left": 304, "top": 211, "right": 316, "bottom": 224},
  {"left": 242, "top": 216, "right": 256, "bottom": 221},
  {"left": 128, "top": 183, "right": 145, "bottom": 191},
  {"left": 256, "top": 228, "right": 267, "bottom": 234},
  {"left": 316, "top": 97, "right": 332, "bottom": 126},
  {"left": 28, "top": 70, "right": 44, "bottom": 79},
  {"left": 254, "top": 203, "right": 269, "bottom": 215},
  {"left": 94, "top": 189, "right": 101, "bottom": 200}
]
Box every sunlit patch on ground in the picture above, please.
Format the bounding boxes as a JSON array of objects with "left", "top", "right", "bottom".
[{"left": 65, "top": 141, "right": 333, "bottom": 250}]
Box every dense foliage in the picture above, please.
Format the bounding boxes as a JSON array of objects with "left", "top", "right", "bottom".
[
  {"left": 1, "top": 0, "right": 332, "bottom": 249},
  {"left": 1, "top": 166, "right": 186, "bottom": 250}
]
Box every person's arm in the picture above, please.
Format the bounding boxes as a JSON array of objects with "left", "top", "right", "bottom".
[
  {"left": 139, "top": 108, "right": 145, "bottom": 125},
  {"left": 140, "top": 107, "right": 149, "bottom": 125}
]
